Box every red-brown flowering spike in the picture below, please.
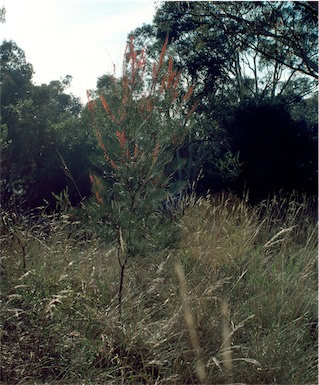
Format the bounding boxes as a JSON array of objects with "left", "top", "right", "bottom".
[
  {"left": 134, "top": 145, "right": 139, "bottom": 159},
  {"left": 127, "top": 36, "right": 139, "bottom": 84},
  {"left": 88, "top": 100, "right": 94, "bottom": 113},
  {"left": 95, "top": 128, "right": 118, "bottom": 169},
  {"left": 116, "top": 130, "right": 127, "bottom": 148},
  {"left": 166, "top": 57, "right": 175, "bottom": 88},
  {"left": 119, "top": 106, "right": 127, "bottom": 123},
  {"left": 167, "top": 70, "right": 178, "bottom": 90},
  {"left": 129, "top": 35, "right": 134, "bottom": 55},
  {"left": 122, "top": 94, "right": 128, "bottom": 105},
  {"left": 86, "top": 90, "right": 95, "bottom": 113},
  {"left": 95, "top": 191, "right": 104, "bottom": 204},
  {"left": 152, "top": 62, "right": 157, "bottom": 80},
  {"left": 172, "top": 72, "right": 181, "bottom": 90},
  {"left": 89, "top": 174, "right": 104, "bottom": 204},
  {"left": 109, "top": 159, "right": 118, "bottom": 170},
  {"left": 138, "top": 48, "right": 146, "bottom": 70},
  {"left": 183, "top": 85, "right": 194, "bottom": 103},
  {"left": 100, "top": 95, "right": 115, "bottom": 122},
  {"left": 152, "top": 142, "right": 160, "bottom": 162},
  {"left": 121, "top": 130, "right": 127, "bottom": 147},
  {"left": 131, "top": 54, "right": 137, "bottom": 84},
  {"left": 122, "top": 77, "right": 129, "bottom": 101},
  {"left": 171, "top": 91, "right": 179, "bottom": 104},
  {"left": 153, "top": 35, "right": 169, "bottom": 83},
  {"left": 123, "top": 41, "right": 130, "bottom": 80},
  {"left": 147, "top": 99, "right": 153, "bottom": 112},
  {"left": 160, "top": 75, "right": 167, "bottom": 94},
  {"left": 166, "top": 72, "right": 173, "bottom": 90}
]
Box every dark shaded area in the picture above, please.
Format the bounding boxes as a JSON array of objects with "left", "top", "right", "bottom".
[{"left": 225, "top": 100, "right": 317, "bottom": 202}]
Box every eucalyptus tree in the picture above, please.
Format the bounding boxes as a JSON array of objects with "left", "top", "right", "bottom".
[
  {"left": 130, "top": 1, "right": 318, "bottom": 198},
  {"left": 133, "top": 1, "right": 317, "bottom": 104}
]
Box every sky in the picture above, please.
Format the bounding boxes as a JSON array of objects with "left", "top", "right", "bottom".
[{"left": 1, "top": 0, "right": 157, "bottom": 103}]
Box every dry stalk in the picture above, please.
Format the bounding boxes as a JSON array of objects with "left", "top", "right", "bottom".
[
  {"left": 175, "top": 262, "right": 207, "bottom": 384},
  {"left": 221, "top": 299, "right": 234, "bottom": 384}
]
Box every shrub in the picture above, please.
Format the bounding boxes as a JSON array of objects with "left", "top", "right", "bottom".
[{"left": 87, "top": 36, "right": 197, "bottom": 255}]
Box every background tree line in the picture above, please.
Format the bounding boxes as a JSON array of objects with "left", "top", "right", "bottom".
[{"left": 1, "top": 1, "right": 317, "bottom": 212}]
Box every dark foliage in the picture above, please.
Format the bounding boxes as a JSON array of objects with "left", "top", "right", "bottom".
[{"left": 225, "top": 100, "right": 317, "bottom": 201}]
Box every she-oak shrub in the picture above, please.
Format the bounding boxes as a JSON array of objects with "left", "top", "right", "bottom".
[{"left": 87, "top": 36, "right": 197, "bottom": 256}]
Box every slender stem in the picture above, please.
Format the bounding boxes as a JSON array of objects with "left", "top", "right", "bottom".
[
  {"left": 117, "top": 227, "right": 127, "bottom": 318},
  {"left": 118, "top": 262, "right": 126, "bottom": 318}
]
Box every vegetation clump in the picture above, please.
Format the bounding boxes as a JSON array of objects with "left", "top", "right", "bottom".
[{"left": 0, "top": 194, "right": 317, "bottom": 384}]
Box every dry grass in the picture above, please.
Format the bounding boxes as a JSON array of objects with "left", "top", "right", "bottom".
[{"left": 0, "top": 193, "right": 317, "bottom": 384}]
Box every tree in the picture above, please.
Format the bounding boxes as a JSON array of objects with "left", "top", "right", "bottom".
[
  {"left": 88, "top": 36, "right": 197, "bottom": 314},
  {"left": 2, "top": 80, "right": 85, "bottom": 208},
  {"left": 130, "top": 2, "right": 318, "bottom": 198},
  {"left": 196, "top": 1, "right": 318, "bottom": 79},
  {"left": 135, "top": 2, "right": 318, "bottom": 101},
  {"left": 89, "top": 36, "right": 196, "bottom": 249},
  {"left": 0, "top": 40, "right": 88, "bottom": 210},
  {"left": 1, "top": 40, "right": 33, "bottom": 118},
  {"left": 1, "top": 40, "right": 34, "bottom": 207}
]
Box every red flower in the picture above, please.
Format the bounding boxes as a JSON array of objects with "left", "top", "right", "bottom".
[
  {"left": 100, "top": 95, "right": 115, "bottom": 121},
  {"left": 116, "top": 130, "right": 127, "bottom": 148},
  {"left": 152, "top": 142, "right": 160, "bottom": 162}
]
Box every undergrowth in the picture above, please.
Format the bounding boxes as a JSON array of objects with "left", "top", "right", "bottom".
[{"left": 0, "top": 193, "right": 317, "bottom": 384}]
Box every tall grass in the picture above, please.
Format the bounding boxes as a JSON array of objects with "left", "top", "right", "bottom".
[{"left": 0, "top": 193, "right": 317, "bottom": 384}]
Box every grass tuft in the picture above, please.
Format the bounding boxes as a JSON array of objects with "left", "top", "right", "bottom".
[{"left": 1, "top": 193, "right": 317, "bottom": 383}]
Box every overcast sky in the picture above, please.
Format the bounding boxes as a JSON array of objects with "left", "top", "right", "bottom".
[{"left": 1, "top": 0, "right": 156, "bottom": 103}]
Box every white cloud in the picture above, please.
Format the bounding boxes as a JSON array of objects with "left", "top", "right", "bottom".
[{"left": 1, "top": 0, "right": 156, "bottom": 103}]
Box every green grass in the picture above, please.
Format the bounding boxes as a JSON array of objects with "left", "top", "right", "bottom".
[{"left": 0, "top": 193, "right": 317, "bottom": 384}]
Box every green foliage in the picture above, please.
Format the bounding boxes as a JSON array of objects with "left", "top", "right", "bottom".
[
  {"left": 133, "top": 1, "right": 317, "bottom": 102},
  {"left": 130, "top": 2, "right": 318, "bottom": 198},
  {"left": 0, "top": 40, "right": 90, "bottom": 209},
  {"left": 0, "top": 40, "right": 33, "bottom": 98},
  {"left": 52, "top": 187, "right": 72, "bottom": 213},
  {"left": 88, "top": 36, "right": 197, "bottom": 255}
]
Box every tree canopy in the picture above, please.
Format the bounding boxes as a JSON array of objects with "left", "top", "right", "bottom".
[
  {"left": 129, "top": 1, "right": 318, "bottom": 199},
  {"left": 0, "top": 2, "right": 317, "bottom": 212},
  {"left": 0, "top": 40, "right": 89, "bottom": 210}
]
